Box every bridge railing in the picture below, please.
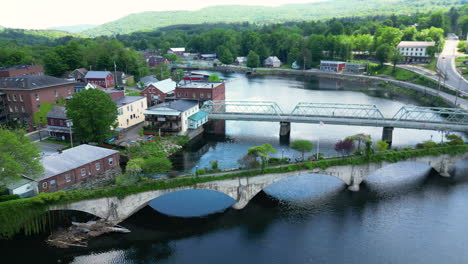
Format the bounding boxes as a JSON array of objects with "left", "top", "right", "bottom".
[
  {"left": 201, "top": 100, "right": 284, "bottom": 118},
  {"left": 290, "top": 103, "right": 386, "bottom": 120},
  {"left": 391, "top": 106, "right": 468, "bottom": 124}
]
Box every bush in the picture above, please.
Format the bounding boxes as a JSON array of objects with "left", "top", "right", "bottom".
[
  {"left": 416, "top": 140, "right": 438, "bottom": 149},
  {"left": 0, "top": 194, "right": 20, "bottom": 202},
  {"left": 446, "top": 134, "right": 464, "bottom": 145},
  {"left": 210, "top": 160, "right": 219, "bottom": 170},
  {"left": 376, "top": 141, "right": 389, "bottom": 152}
]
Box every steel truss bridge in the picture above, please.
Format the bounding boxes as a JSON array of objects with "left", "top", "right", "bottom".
[{"left": 200, "top": 101, "right": 468, "bottom": 132}]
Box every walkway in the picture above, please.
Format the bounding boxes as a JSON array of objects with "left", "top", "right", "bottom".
[{"left": 437, "top": 33, "right": 468, "bottom": 93}]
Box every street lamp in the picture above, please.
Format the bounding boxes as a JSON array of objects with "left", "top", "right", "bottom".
[
  {"left": 66, "top": 121, "right": 73, "bottom": 148},
  {"left": 281, "top": 149, "right": 284, "bottom": 159},
  {"left": 195, "top": 165, "right": 199, "bottom": 176}
]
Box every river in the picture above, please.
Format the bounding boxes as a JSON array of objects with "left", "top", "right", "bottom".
[{"left": 1, "top": 73, "right": 467, "bottom": 263}]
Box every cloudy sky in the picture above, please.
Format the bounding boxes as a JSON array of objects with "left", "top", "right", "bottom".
[{"left": 1, "top": 0, "right": 322, "bottom": 29}]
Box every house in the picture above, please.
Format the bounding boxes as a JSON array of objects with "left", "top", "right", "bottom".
[
  {"left": 344, "top": 62, "right": 366, "bottom": 74},
  {"left": 175, "top": 80, "right": 225, "bottom": 103},
  {"left": 167, "top": 48, "right": 186, "bottom": 56},
  {"left": 397, "top": 41, "right": 436, "bottom": 63},
  {"left": 320, "top": 61, "right": 346, "bottom": 72},
  {"left": 235, "top": 57, "right": 247, "bottom": 65},
  {"left": 0, "top": 92, "right": 7, "bottom": 126},
  {"left": 0, "top": 65, "right": 44, "bottom": 78},
  {"left": 63, "top": 68, "right": 88, "bottom": 82},
  {"left": 73, "top": 82, "right": 104, "bottom": 93},
  {"left": 139, "top": 75, "right": 159, "bottom": 88},
  {"left": 147, "top": 56, "right": 170, "bottom": 67},
  {"left": 144, "top": 100, "right": 207, "bottom": 135},
  {"left": 114, "top": 96, "right": 147, "bottom": 130},
  {"left": 38, "top": 145, "right": 120, "bottom": 193},
  {"left": 140, "top": 78, "right": 177, "bottom": 105},
  {"left": 292, "top": 61, "right": 300, "bottom": 69},
  {"left": 84, "top": 71, "right": 114, "bottom": 88},
  {"left": 183, "top": 72, "right": 209, "bottom": 82},
  {"left": 6, "top": 177, "right": 38, "bottom": 198},
  {"left": 264, "top": 56, "right": 281, "bottom": 68},
  {"left": 0, "top": 75, "right": 76, "bottom": 131},
  {"left": 200, "top": 54, "right": 217, "bottom": 60},
  {"left": 46, "top": 105, "right": 72, "bottom": 140}
]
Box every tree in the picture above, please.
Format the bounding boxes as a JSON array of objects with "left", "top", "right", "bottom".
[
  {"left": 376, "top": 140, "right": 389, "bottom": 151},
  {"left": 446, "top": 134, "right": 464, "bottom": 145},
  {"left": 290, "top": 140, "right": 313, "bottom": 160},
  {"left": 171, "top": 69, "right": 184, "bottom": 83},
  {"left": 208, "top": 74, "right": 221, "bottom": 82},
  {"left": 163, "top": 53, "right": 177, "bottom": 63},
  {"left": 245, "top": 144, "right": 276, "bottom": 172},
  {"left": 126, "top": 158, "right": 144, "bottom": 176},
  {"left": 33, "top": 102, "right": 54, "bottom": 141},
  {"left": 142, "top": 156, "right": 172, "bottom": 174},
  {"left": 0, "top": 128, "right": 43, "bottom": 186},
  {"left": 375, "top": 44, "right": 392, "bottom": 66},
  {"left": 389, "top": 47, "right": 403, "bottom": 72},
  {"left": 66, "top": 89, "right": 118, "bottom": 143},
  {"left": 345, "top": 134, "right": 371, "bottom": 150},
  {"left": 44, "top": 51, "right": 67, "bottom": 77},
  {"left": 329, "top": 22, "right": 345, "bottom": 35},
  {"left": 335, "top": 139, "right": 355, "bottom": 156},
  {"left": 154, "top": 63, "right": 171, "bottom": 80},
  {"left": 246, "top": 50, "right": 260, "bottom": 68},
  {"left": 217, "top": 45, "right": 234, "bottom": 64}
]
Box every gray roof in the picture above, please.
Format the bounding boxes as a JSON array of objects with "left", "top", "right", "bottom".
[
  {"left": 397, "top": 41, "right": 436, "bottom": 48},
  {"left": 113, "top": 96, "right": 145, "bottom": 108},
  {"left": 0, "top": 64, "right": 41, "bottom": 71},
  {"left": 149, "top": 100, "right": 198, "bottom": 112},
  {"left": 265, "top": 56, "right": 281, "bottom": 63},
  {"left": 46, "top": 105, "right": 67, "bottom": 119},
  {"left": 41, "top": 144, "right": 119, "bottom": 180},
  {"left": 0, "top": 75, "right": 74, "bottom": 90},
  {"left": 140, "top": 76, "right": 159, "bottom": 85},
  {"left": 85, "top": 71, "right": 112, "bottom": 79},
  {"left": 151, "top": 78, "right": 176, "bottom": 93}
]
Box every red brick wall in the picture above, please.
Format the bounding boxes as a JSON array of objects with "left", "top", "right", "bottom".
[
  {"left": 141, "top": 85, "right": 167, "bottom": 104},
  {"left": 47, "top": 117, "right": 67, "bottom": 126},
  {"left": 39, "top": 152, "right": 120, "bottom": 192},
  {"left": 174, "top": 83, "right": 225, "bottom": 101},
  {"left": 87, "top": 74, "right": 115, "bottom": 88},
  {"left": 0, "top": 65, "right": 44, "bottom": 78}
]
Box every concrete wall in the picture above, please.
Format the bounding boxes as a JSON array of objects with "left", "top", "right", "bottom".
[{"left": 49, "top": 152, "right": 468, "bottom": 224}]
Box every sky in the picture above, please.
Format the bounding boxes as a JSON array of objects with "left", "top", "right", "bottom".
[{"left": 1, "top": 0, "right": 323, "bottom": 29}]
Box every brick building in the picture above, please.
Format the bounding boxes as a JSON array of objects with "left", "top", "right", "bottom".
[
  {"left": 39, "top": 144, "right": 120, "bottom": 193},
  {"left": 140, "top": 78, "right": 176, "bottom": 105},
  {"left": 85, "top": 71, "right": 114, "bottom": 88},
  {"left": 0, "top": 75, "right": 76, "bottom": 130},
  {"left": 175, "top": 80, "right": 225, "bottom": 103},
  {"left": 147, "top": 56, "right": 170, "bottom": 67},
  {"left": 46, "top": 105, "right": 72, "bottom": 140},
  {"left": 0, "top": 65, "right": 44, "bottom": 78}
]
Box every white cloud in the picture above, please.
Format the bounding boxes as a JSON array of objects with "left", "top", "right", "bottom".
[{"left": 1, "top": 0, "right": 324, "bottom": 29}]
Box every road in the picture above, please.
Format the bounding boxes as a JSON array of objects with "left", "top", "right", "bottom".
[{"left": 437, "top": 33, "right": 468, "bottom": 93}]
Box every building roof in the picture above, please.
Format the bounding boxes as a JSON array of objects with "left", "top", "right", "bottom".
[
  {"left": 85, "top": 71, "right": 112, "bottom": 79},
  {"left": 151, "top": 78, "right": 176, "bottom": 93},
  {"left": 170, "top": 48, "right": 185, "bottom": 52},
  {"left": 0, "top": 64, "right": 42, "bottom": 71},
  {"left": 397, "top": 41, "right": 436, "bottom": 48},
  {"left": 177, "top": 80, "right": 223, "bottom": 89},
  {"left": 41, "top": 144, "right": 119, "bottom": 180},
  {"left": 201, "top": 54, "right": 217, "bottom": 58},
  {"left": 0, "top": 75, "right": 74, "bottom": 90},
  {"left": 320, "top": 60, "right": 346, "bottom": 64},
  {"left": 6, "top": 177, "right": 34, "bottom": 190},
  {"left": 46, "top": 105, "right": 67, "bottom": 119},
  {"left": 188, "top": 111, "right": 208, "bottom": 121},
  {"left": 235, "top": 57, "right": 247, "bottom": 62},
  {"left": 140, "top": 76, "right": 159, "bottom": 85},
  {"left": 265, "top": 56, "right": 281, "bottom": 63},
  {"left": 147, "top": 100, "right": 198, "bottom": 112},
  {"left": 73, "top": 68, "right": 88, "bottom": 75},
  {"left": 113, "top": 96, "right": 145, "bottom": 108}
]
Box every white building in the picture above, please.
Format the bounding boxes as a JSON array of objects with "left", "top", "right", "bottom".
[
  {"left": 6, "top": 177, "right": 38, "bottom": 198},
  {"left": 144, "top": 100, "right": 207, "bottom": 135},
  {"left": 115, "top": 96, "right": 147, "bottom": 130},
  {"left": 396, "top": 41, "right": 436, "bottom": 63},
  {"left": 264, "top": 56, "right": 281, "bottom": 68}
]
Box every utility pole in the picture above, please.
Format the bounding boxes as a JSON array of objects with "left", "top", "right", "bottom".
[{"left": 114, "top": 61, "right": 117, "bottom": 88}]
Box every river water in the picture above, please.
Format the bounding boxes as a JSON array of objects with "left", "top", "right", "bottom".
[{"left": 2, "top": 73, "right": 468, "bottom": 263}]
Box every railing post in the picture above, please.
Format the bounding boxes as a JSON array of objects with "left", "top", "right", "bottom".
[{"left": 279, "top": 121, "right": 291, "bottom": 144}]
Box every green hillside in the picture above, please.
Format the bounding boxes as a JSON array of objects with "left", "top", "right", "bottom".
[
  {"left": 48, "top": 24, "right": 98, "bottom": 33},
  {"left": 0, "top": 28, "right": 83, "bottom": 46},
  {"left": 83, "top": 0, "right": 466, "bottom": 36}
]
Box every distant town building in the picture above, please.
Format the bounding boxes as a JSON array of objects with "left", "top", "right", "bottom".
[
  {"left": 320, "top": 61, "right": 346, "bottom": 72},
  {"left": 0, "top": 92, "right": 7, "bottom": 126},
  {"left": 144, "top": 100, "right": 206, "bottom": 135},
  {"left": 46, "top": 105, "right": 72, "bottom": 140},
  {"left": 0, "top": 75, "right": 76, "bottom": 130},
  {"left": 264, "top": 56, "right": 281, "bottom": 68},
  {"left": 147, "top": 56, "right": 170, "bottom": 67},
  {"left": 63, "top": 68, "right": 88, "bottom": 82},
  {"left": 5, "top": 176, "right": 37, "bottom": 198},
  {"left": 183, "top": 72, "right": 209, "bottom": 82},
  {"left": 235, "top": 57, "right": 247, "bottom": 65},
  {"left": 85, "top": 71, "right": 114, "bottom": 88},
  {"left": 175, "top": 80, "right": 225, "bottom": 103},
  {"left": 200, "top": 54, "right": 217, "bottom": 60},
  {"left": 139, "top": 75, "right": 159, "bottom": 88},
  {"left": 39, "top": 145, "right": 120, "bottom": 193},
  {"left": 397, "top": 41, "right": 436, "bottom": 63},
  {"left": 291, "top": 61, "right": 301, "bottom": 70},
  {"left": 0, "top": 65, "right": 44, "bottom": 78},
  {"left": 344, "top": 62, "right": 366, "bottom": 74},
  {"left": 167, "top": 48, "right": 186, "bottom": 56},
  {"left": 114, "top": 96, "right": 147, "bottom": 130},
  {"left": 140, "top": 78, "right": 177, "bottom": 105}
]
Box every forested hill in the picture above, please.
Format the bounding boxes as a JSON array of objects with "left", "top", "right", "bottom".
[
  {"left": 48, "top": 24, "right": 98, "bottom": 33},
  {"left": 83, "top": 0, "right": 466, "bottom": 36}
]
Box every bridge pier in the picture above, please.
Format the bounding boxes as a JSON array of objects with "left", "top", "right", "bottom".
[
  {"left": 382, "top": 127, "right": 394, "bottom": 147},
  {"left": 279, "top": 122, "right": 291, "bottom": 144}
]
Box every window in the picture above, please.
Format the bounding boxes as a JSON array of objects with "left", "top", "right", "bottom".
[
  {"left": 21, "top": 106, "right": 25, "bottom": 113},
  {"left": 54, "top": 90, "right": 58, "bottom": 97},
  {"left": 65, "top": 174, "right": 71, "bottom": 182},
  {"left": 42, "top": 182, "right": 48, "bottom": 189},
  {"left": 9, "top": 106, "right": 12, "bottom": 113},
  {"left": 20, "top": 95, "right": 23, "bottom": 102},
  {"left": 192, "top": 93, "right": 196, "bottom": 99},
  {"left": 7, "top": 95, "right": 10, "bottom": 101},
  {"left": 67, "top": 87, "right": 71, "bottom": 94},
  {"left": 50, "top": 179, "right": 56, "bottom": 187},
  {"left": 118, "top": 108, "right": 123, "bottom": 115},
  {"left": 200, "top": 93, "right": 204, "bottom": 98},
  {"left": 109, "top": 157, "right": 114, "bottom": 165},
  {"left": 59, "top": 120, "right": 64, "bottom": 126},
  {"left": 14, "top": 106, "right": 18, "bottom": 112},
  {"left": 81, "top": 168, "right": 86, "bottom": 176},
  {"left": 207, "top": 93, "right": 212, "bottom": 99},
  {"left": 95, "top": 162, "right": 101, "bottom": 171},
  {"left": 51, "top": 119, "right": 55, "bottom": 125},
  {"left": 127, "top": 106, "right": 130, "bottom": 111},
  {"left": 13, "top": 94, "right": 16, "bottom": 101},
  {"left": 35, "top": 93, "right": 39, "bottom": 101},
  {"left": 130, "top": 105, "right": 133, "bottom": 112},
  {"left": 177, "top": 92, "right": 181, "bottom": 97},
  {"left": 141, "top": 101, "right": 143, "bottom": 108},
  {"left": 185, "top": 92, "right": 188, "bottom": 97}
]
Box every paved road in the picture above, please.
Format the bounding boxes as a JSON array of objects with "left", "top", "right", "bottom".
[
  {"left": 38, "top": 142, "right": 65, "bottom": 156},
  {"left": 437, "top": 34, "right": 468, "bottom": 93}
]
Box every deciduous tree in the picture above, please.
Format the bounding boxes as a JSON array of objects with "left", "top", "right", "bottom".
[{"left": 290, "top": 140, "right": 313, "bottom": 160}]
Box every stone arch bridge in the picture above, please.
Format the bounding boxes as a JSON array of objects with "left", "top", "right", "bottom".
[{"left": 49, "top": 153, "right": 467, "bottom": 224}]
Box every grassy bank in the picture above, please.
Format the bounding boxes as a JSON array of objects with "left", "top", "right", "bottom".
[{"left": 0, "top": 144, "right": 466, "bottom": 239}]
